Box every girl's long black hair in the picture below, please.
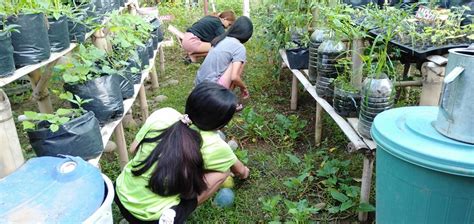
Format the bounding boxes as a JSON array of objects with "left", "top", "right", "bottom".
[
  {"left": 132, "top": 82, "right": 237, "bottom": 198},
  {"left": 211, "top": 16, "right": 253, "bottom": 47}
]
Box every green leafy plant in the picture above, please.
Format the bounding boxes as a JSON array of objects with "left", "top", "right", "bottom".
[
  {"left": 284, "top": 199, "right": 321, "bottom": 222},
  {"left": 270, "top": 114, "right": 307, "bottom": 145},
  {"left": 0, "top": 0, "right": 46, "bottom": 15},
  {"left": 0, "top": 23, "right": 20, "bottom": 36},
  {"left": 260, "top": 195, "right": 283, "bottom": 222},
  {"left": 55, "top": 44, "right": 108, "bottom": 84},
  {"left": 22, "top": 93, "right": 91, "bottom": 132}
]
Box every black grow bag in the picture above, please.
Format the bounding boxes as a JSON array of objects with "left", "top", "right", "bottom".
[
  {"left": 7, "top": 13, "right": 51, "bottom": 67},
  {"left": 146, "top": 37, "right": 154, "bottom": 59},
  {"left": 0, "top": 32, "right": 15, "bottom": 77},
  {"left": 150, "top": 18, "right": 164, "bottom": 48},
  {"left": 286, "top": 48, "right": 309, "bottom": 69},
  {"left": 68, "top": 16, "right": 90, "bottom": 43},
  {"left": 117, "top": 73, "right": 134, "bottom": 99},
  {"left": 127, "top": 58, "right": 142, "bottom": 84},
  {"left": 48, "top": 15, "right": 71, "bottom": 52},
  {"left": 137, "top": 45, "right": 150, "bottom": 70},
  {"left": 64, "top": 75, "right": 124, "bottom": 125},
  {"left": 27, "top": 111, "right": 104, "bottom": 160}
]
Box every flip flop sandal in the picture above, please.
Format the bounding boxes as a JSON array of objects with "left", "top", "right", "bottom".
[{"left": 236, "top": 104, "right": 244, "bottom": 112}]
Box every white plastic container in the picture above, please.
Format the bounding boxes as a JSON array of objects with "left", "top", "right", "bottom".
[{"left": 84, "top": 174, "right": 114, "bottom": 224}]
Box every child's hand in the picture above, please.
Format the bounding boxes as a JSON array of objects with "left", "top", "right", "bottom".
[
  {"left": 239, "top": 166, "right": 250, "bottom": 179},
  {"left": 241, "top": 88, "right": 250, "bottom": 99}
]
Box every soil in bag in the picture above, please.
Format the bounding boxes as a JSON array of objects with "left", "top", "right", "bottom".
[
  {"left": 64, "top": 75, "right": 124, "bottom": 125},
  {"left": 27, "top": 111, "right": 104, "bottom": 160},
  {"left": 7, "top": 13, "right": 51, "bottom": 67},
  {"left": 48, "top": 15, "right": 70, "bottom": 52},
  {"left": 0, "top": 33, "right": 15, "bottom": 77}
]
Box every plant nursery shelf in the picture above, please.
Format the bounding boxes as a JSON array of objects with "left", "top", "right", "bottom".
[
  {"left": 0, "top": 44, "right": 77, "bottom": 88},
  {"left": 0, "top": 5, "right": 128, "bottom": 89},
  {"left": 279, "top": 49, "right": 375, "bottom": 152},
  {"left": 88, "top": 44, "right": 161, "bottom": 167},
  {"left": 280, "top": 49, "right": 376, "bottom": 223}
]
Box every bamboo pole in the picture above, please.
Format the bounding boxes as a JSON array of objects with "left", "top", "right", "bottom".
[
  {"left": 358, "top": 155, "right": 374, "bottom": 222},
  {"left": 394, "top": 80, "right": 423, "bottom": 87},
  {"left": 92, "top": 29, "right": 110, "bottom": 52},
  {"left": 203, "top": 0, "right": 208, "bottom": 15},
  {"left": 315, "top": 103, "right": 323, "bottom": 146},
  {"left": 28, "top": 62, "right": 57, "bottom": 114},
  {"left": 159, "top": 45, "right": 165, "bottom": 78},
  {"left": 0, "top": 90, "right": 25, "bottom": 178},
  {"left": 290, "top": 75, "right": 298, "bottom": 110},
  {"left": 420, "top": 61, "right": 445, "bottom": 106},
  {"left": 139, "top": 85, "right": 149, "bottom": 120},
  {"left": 351, "top": 38, "right": 364, "bottom": 90},
  {"left": 243, "top": 0, "right": 250, "bottom": 17},
  {"left": 150, "top": 65, "right": 159, "bottom": 90},
  {"left": 113, "top": 122, "right": 129, "bottom": 169}
]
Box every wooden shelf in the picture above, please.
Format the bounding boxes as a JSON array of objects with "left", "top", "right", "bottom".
[
  {"left": 279, "top": 49, "right": 375, "bottom": 151},
  {"left": 0, "top": 6, "right": 127, "bottom": 88},
  {"left": 0, "top": 44, "right": 77, "bottom": 88}
]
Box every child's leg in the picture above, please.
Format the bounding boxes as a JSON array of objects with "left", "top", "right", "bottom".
[{"left": 197, "top": 171, "right": 230, "bottom": 205}]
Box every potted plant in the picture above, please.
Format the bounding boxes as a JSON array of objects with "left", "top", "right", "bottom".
[
  {"left": 357, "top": 7, "right": 401, "bottom": 139},
  {"left": 1, "top": 0, "right": 51, "bottom": 67},
  {"left": 22, "top": 93, "right": 104, "bottom": 160},
  {"left": 45, "top": 0, "right": 73, "bottom": 52},
  {"left": 283, "top": 11, "right": 312, "bottom": 70},
  {"left": 0, "top": 22, "right": 19, "bottom": 77},
  {"left": 333, "top": 58, "right": 361, "bottom": 118},
  {"left": 56, "top": 44, "right": 124, "bottom": 125}
]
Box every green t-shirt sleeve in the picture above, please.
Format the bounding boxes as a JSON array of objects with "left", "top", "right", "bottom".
[{"left": 200, "top": 132, "right": 237, "bottom": 172}]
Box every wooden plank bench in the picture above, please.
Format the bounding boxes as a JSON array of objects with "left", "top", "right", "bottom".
[
  {"left": 279, "top": 49, "right": 375, "bottom": 222},
  {"left": 167, "top": 25, "right": 208, "bottom": 60}
]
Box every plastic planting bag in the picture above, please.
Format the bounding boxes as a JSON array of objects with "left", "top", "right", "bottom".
[
  {"left": 0, "top": 33, "right": 15, "bottom": 77},
  {"left": 68, "top": 16, "right": 90, "bottom": 43},
  {"left": 26, "top": 111, "right": 104, "bottom": 160},
  {"left": 48, "top": 16, "right": 70, "bottom": 52},
  {"left": 117, "top": 73, "right": 134, "bottom": 99},
  {"left": 150, "top": 18, "right": 164, "bottom": 48},
  {"left": 137, "top": 45, "right": 149, "bottom": 70},
  {"left": 7, "top": 13, "right": 51, "bottom": 67},
  {"left": 127, "top": 58, "right": 142, "bottom": 84},
  {"left": 146, "top": 37, "right": 154, "bottom": 59},
  {"left": 64, "top": 75, "right": 124, "bottom": 125},
  {"left": 286, "top": 48, "right": 309, "bottom": 69}
]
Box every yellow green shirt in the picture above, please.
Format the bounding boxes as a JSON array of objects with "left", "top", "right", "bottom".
[{"left": 115, "top": 107, "right": 237, "bottom": 221}]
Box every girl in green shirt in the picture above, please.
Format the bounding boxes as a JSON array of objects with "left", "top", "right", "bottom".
[{"left": 115, "top": 82, "right": 249, "bottom": 223}]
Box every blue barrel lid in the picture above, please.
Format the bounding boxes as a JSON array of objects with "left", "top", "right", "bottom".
[{"left": 372, "top": 106, "right": 474, "bottom": 177}]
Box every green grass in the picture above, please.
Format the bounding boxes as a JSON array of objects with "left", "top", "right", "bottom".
[{"left": 7, "top": 2, "right": 377, "bottom": 223}]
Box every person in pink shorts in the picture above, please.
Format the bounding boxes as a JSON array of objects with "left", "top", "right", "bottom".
[
  {"left": 182, "top": 11, "right": 235, "bottom": 62},
  {"left": 195, "top": 16, "right": 253, "bottom": 106}
]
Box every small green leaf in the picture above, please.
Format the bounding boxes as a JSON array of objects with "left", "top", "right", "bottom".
[
  {"left": 340, "top": 200, "right": 354, "bottom": 211},
  {"left": 22, "top": 121, "right": 36, "bottom": 130},
  {"left": 24, "top": 111, "right": 38, "bottom": 119},
  {"left": 357, "top": 202, "right": 376, "bottom": 212},
  {"left": 50, "top": 124, "right": 60, "bottom": 132},
  {"left": 329, "top": 188, "right": 349, "bottom": 203},
  {"left": 285, "top": 153, "right": 301, "bottom": 165}
]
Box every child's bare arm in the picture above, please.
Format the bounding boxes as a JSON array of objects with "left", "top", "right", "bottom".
[{"left": 231, "top": 159, "right": 250, "bottom": 179}]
